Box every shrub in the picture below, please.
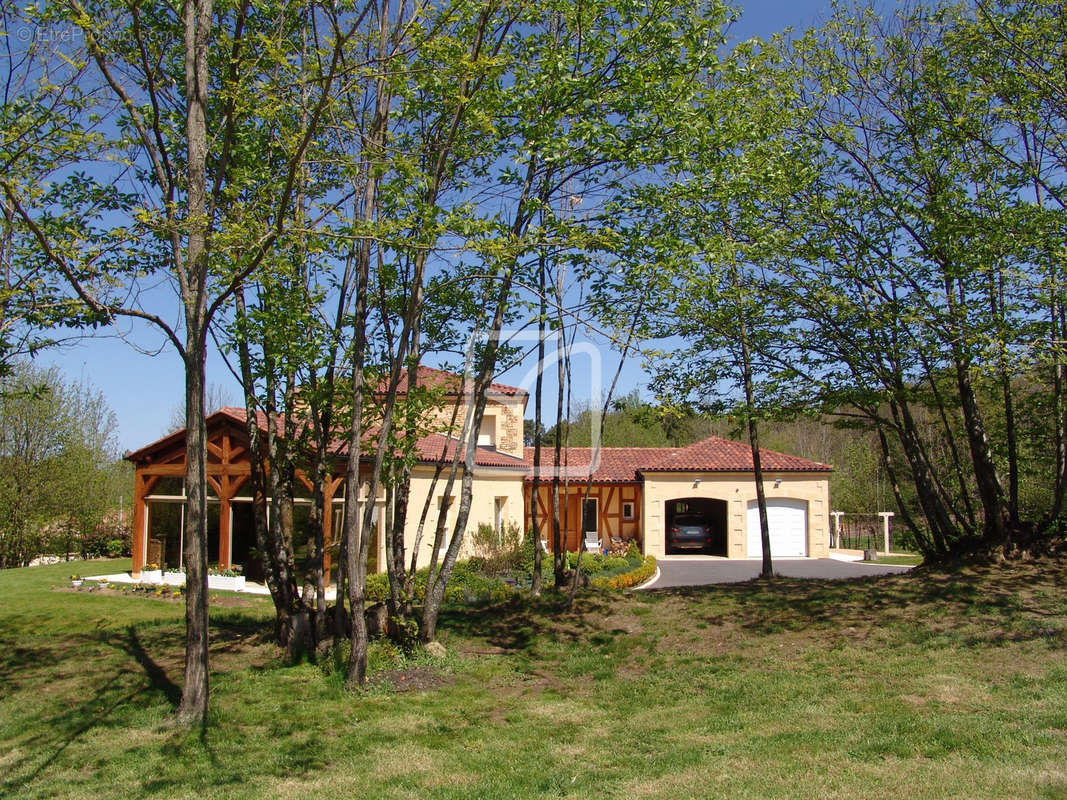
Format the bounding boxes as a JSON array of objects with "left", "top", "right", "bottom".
[
  {"left": 591, "top": 555, "right": 657, "bottom": 590},
  {"left": 470, "top": 520, "right": 523, "bottom": 574},
  {"left": 365, "top": 571, "right": 390, "bottom": 602},
  {"left": 518, "top": 529, "right": 539, "bottom": 574},
  {"left": 363, "top": 560, "right": 514, "bottom": 606},
  {"left": 564, "top": 551, "right": 635, "bottom": 576},
  {"left": 472, "top": 522, "right": 498, "bottom": 555},
  {"left": 80, "top": 519, "right": 132, "bottom": 559}
]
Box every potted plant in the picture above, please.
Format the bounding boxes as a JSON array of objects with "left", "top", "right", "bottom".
[
  {"left": 208, "top": 564, "right": 245, "bottom": 592},
  {"left": 141, "top": 562, "right": 163, "bottom": 584},
  {"left": 70, "top": 573, "right": 82, "bottom": 588},
  {"left": 163, "top": 565, "right": 186, "bottom": 586}
]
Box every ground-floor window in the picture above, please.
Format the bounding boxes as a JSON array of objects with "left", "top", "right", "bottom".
[{"left": 146, "top": 499, "right": 219, "bottom": 569}]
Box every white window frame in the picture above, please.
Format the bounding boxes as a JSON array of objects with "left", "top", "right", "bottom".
[{"left": 477, "top": 414, "right": 497, "bottom": 448}]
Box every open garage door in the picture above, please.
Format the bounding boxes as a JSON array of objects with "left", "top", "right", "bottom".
[
  {"left": 665, "top": 497, "right": 728, "bottom": 556},
  {"left": 746, "top": 499, "right": 808, "bottom": 557}
]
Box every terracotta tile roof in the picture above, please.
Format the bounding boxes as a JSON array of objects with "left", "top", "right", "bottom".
[
  {"left": 384, "top": 365, "right": 527, "bottom": 397},
  {"left": 130, "top": 410, "right": 827, "bottom": 477},
  {"left": 522, "top": 435, "right": 831, "bottom": 482},
  {"left": 139, "top": 407, "right": 527, "bottom": 470},
  {"left": 524, "top": 446, "right": 676, "bottom": 483},
  {"left": 416, "top": 433, "right": 527, "bottom": 468}
]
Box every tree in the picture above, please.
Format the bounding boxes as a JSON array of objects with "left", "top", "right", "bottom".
[
  {"left": 768, "top": 1, "right": 1067, "bottom": 556},
  {"left": 166, "top": 383, "right": 234, "bottom": 434},
  {"left": 600, "top": 25, "right": 809, "bottom": 577},
  {"left": 0, "top": 362, "right": 120, "bottom": 568},
  {"left": 1, "top": 0, "right": 353, "bottom": 724}
]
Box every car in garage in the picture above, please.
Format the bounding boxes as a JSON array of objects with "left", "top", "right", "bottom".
[{"left": 667, "top": 513, "right": 715, "bottom": 552}]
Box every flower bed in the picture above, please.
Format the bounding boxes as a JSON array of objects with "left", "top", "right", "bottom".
[{"left": 590, "top": 555, "right": 656, "bottom": 589}]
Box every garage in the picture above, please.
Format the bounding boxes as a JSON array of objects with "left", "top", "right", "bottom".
[
  {"left": 665, "top": 497, "right": 728, "bottom": 556},
  {"left": 746, "top": 498, "right": 808, "bottom": 557}
]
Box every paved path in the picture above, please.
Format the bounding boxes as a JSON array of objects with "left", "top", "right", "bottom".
[{"left": 642, "top": 557, "right": 913, "bottom": 589}]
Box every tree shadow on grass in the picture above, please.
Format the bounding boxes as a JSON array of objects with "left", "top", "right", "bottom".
[
  {"left": 0, "top": 665, "right": 152, "bottom": 797},
  {"left": 114, "top": 625, "right": 182, "bottom": 706},
  {"left": 439, "top": 591, "right": 619, "bottom": 656},
  {"left": 652, "top": 557, "right": 1067, "bottom": 649},
  {"left": 0, "top": 611, "right": 280, "bottom": 796}
]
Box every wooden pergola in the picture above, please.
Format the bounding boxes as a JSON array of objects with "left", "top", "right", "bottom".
[{"left": 126, "top": 410, "right": 346, "bottom": 579}]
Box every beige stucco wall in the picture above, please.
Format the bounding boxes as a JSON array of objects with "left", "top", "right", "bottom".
[
  {"left": 402, "top": 466, "right": 526, "bottom": 568},
  {"left": 640, "top": 472, "right": 831, "bottom": 559}
]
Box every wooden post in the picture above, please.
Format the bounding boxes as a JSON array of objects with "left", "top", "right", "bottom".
[
  {"left": 132, "top": 477, "right": 147, "bottom": 576},
  {"left": 130, "top": 473, "right": 159, "bottom": 576},
  {"left": 321, "top": 475, "right": 343, "bottom": 585},
  {"left": 219, "top": 496, "right": 231, "bottom": 570}
]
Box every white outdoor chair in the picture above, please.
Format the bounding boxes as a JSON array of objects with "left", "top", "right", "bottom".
[{"left": 584, "top": 530, "right": 601, "bottom": 554}]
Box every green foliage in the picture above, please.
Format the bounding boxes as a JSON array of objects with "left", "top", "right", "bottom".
[
  {"left": 518, "top": 529, "right": 539, "bottom": 574},
  {"left": 0, "top": 363, "right": 127, "bottom": 568},
  {"left": 590, "top": 555, "right": 657, "bottom": 590},
  {"left": 471, "top": 523, "right": 498, "bottom": 556},
  {"left": 545, "top": 391, "right": 715, "bottom": 448},
  {"left": 365, "top": 559, "right": 514, "bottom": 607},
  {"left": 469, "top": 520, "right": 523, "bottom": 575},
  {"left": 594, "top": 0, "right": 1067, "bottom": 557}
]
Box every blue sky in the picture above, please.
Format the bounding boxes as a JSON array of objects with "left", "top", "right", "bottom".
[{"left": 39, "top": 0, "right": 836, "bottom": 453}]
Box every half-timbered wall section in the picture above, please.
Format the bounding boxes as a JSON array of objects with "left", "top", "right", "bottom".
[{"left": 525, "top": 483, "right": 643, "bottom": 552}]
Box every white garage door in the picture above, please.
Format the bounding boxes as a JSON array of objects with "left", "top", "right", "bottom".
[{"left": 746, "top": 499, "right": 808, "bottom": 557}]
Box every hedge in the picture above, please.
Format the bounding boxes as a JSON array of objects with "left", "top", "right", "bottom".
[{"left": 590, "top": 555, "right": 657, "bottom": 590}]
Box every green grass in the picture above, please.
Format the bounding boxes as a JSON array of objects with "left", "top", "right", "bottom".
[
  {"left": 1, "top": 555, "right": 1065, "bottom": 798},
  {"left": 866, "top": 553, "right": 925, "bottom": 566}
]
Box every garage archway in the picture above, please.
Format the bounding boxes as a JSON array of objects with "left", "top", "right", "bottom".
[{"left": 665, "top": 497, "right": 728, "bottom": 556}]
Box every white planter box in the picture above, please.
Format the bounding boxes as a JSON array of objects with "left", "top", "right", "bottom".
[
  {"left": 163, "top": 571, "right": 186, "bottom": 586},
  {"left": 140, "top": 570, "right": 163, "bottom": 584},
  {"left": 209, "top": 575, "right": 245, "bottom": 592}
]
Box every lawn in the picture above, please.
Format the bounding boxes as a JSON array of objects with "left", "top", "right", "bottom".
[
  {"left": 865, "top": 553, "right": 925, "bottom": 566},
  {"left": 1, "top": 555, "right": 1064, "bottom": 799}
]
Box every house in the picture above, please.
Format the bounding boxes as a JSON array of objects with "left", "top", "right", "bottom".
[
  {"left": 528, "top": 437, "right": 831, "bottom": 560},
  {"left": 124, "top": 368, "right": 831, "bottom": 579}
]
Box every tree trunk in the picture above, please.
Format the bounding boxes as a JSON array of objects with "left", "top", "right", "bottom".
[
  {"left": 530, "top": 255, "right": 547, "bottom": 596},
  {"left": 551, "top": 262, "right": 568, "bottom": 589},
  {"left": 177, "top": 342, "right": 209, "bottom": 726},
  {"left": 737, "top": 317, "right": 773, "bottom": 580},
  {"left": 175, "top": 0, "right": 213, "bottom": 728},
  {"left": 953, "top": 357, "right": 1008, "bottom": 543}
]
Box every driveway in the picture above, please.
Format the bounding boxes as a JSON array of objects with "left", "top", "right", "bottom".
[{"left": 641, "top": 557, "right": 914, "bottom": 589}]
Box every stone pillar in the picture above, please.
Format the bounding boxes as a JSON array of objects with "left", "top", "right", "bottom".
[
  {"left": 830, "top": 511, "right": 844, "bottom": 549},
  {"left": 878, "top": 512, "right": 894, "bottom": 553}
]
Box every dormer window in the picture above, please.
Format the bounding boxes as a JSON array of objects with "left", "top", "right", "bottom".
[{"left": 477, "top": 414, "right": 496, "bottom": 448}]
